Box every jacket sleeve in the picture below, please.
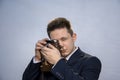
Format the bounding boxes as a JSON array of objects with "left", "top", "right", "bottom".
[
  {"left": 22, "top": 59, "right": 41, "bottom": 80},
  {"left": 51, "top": 57, "right": 101, "bottom": 80}
]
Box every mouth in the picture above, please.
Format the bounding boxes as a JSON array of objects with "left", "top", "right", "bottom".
[
  {"left": 60, "top": 48, "right": 66, "bottom": 53},
  {"left": 59, "top": 46, "right": 67, "bottom": 54},
  {"left": 61, "top": 50, "right": 66, "bottom": 53}
]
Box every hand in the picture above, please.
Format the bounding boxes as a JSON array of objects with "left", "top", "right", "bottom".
[
  {"left": 35, "top": 38, "right": 48, "bottom": 61},
  {"left": 40, "top": 44, "right": 62, "bottom": 64}
]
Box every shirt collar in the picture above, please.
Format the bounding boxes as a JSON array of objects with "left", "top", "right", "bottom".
[{"left": 66, "top": 47, "right": 78, "bottom": 60}]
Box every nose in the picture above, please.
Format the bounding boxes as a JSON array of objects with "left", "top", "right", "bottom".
[{"left": 58, "top": 40, "right": 64, "bottom": 48}]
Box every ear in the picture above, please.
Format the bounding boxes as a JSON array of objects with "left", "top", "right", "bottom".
[{"left": 72, "top": 33, "right": 77, "bottom": 41}]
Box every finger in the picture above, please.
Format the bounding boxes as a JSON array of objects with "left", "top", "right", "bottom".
[
  {"left": 36, "top": 39, "right": 48, "bottom": 48},
  {"left": 47, "top": 44, "right": 55, "bottom": 49},
  {"left": 35, "top": 38, "right": 48, "bottom": 49},
  {"left": 38, "top": 38, "right": 49, "bottom": 44},
  {"left": 35, "top": 43, "right": 43, "bottom": 50},
  {"left": 40, "top": 50, "right": 47, "bottom": 57},
  {"left": 41, "top": 46, "right": 50, "bottom": 52},
  {"left": 37, "top": 41, "right": 46, "bottom": 46}
]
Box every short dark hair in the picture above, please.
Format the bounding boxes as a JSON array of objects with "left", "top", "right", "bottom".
[{"left": 47, "top": 17, "right": 73, "bottom": 38}]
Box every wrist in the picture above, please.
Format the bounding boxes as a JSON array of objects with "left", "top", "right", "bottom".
[
  {"left": 35, "top": 56, "right": 41, "bottom": 61},
  {"left": 33, "top": 56, "right": 41, "bottom": 63}
]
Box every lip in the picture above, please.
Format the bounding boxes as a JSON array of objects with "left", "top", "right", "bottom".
[{"left": 60, "top": 49, "right": 66, "bottom": 53}]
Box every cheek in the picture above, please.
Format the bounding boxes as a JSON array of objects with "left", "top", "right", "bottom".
[{"left": 64, "top": 40, "right": 74, "bottom": 49}]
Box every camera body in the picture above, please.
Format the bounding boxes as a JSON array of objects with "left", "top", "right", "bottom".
[
  {"left": 40, "top": 39, "right": 61, "bottom": 72},
  {"left": 46, "top": 40, "right": 61, "bottom": 51}
]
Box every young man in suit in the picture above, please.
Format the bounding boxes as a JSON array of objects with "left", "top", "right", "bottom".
[{"left": 22, "top": 17, "right": 101, "bottom": 80}]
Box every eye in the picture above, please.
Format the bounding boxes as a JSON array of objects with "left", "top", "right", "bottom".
[{"left": 61, "top": 37, "right": 68, "bottom": 41}]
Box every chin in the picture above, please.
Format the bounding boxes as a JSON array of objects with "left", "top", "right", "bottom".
[{"left": 61, "top": 53, "right": 69, "bottom": 57}]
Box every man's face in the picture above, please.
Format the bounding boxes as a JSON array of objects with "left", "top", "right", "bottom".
[{"left": 49, "top": 27, "right": 77, "bottom": 57}]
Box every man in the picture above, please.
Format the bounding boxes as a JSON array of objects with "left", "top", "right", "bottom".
[{"left": 22, "top": 17, "right": 101, "bottom": 80}]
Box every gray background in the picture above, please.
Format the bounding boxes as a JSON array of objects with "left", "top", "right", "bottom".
[{"left": 0, "top": 0, "right": 120, "bottom": 80}]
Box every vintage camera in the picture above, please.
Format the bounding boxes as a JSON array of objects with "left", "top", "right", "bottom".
[
  {"left": 40, "top": 39, "right": 61, "bottom": 72},
  {"left": 46, "top": 40, "right": 61, "bottom": 51}
]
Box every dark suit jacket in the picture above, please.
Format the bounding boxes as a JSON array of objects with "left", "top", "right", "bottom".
[{"left": 22, "top": 47, "right": 101, "bottom": 80}]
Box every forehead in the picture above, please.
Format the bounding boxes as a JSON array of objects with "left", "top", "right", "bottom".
[{"left": 50, "top": 28, "right": 70, "bottom": 39}]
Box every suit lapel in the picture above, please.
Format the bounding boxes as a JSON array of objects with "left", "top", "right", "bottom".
[{"left": 67, "top": 47, "right": 85, "bottom": 65}]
